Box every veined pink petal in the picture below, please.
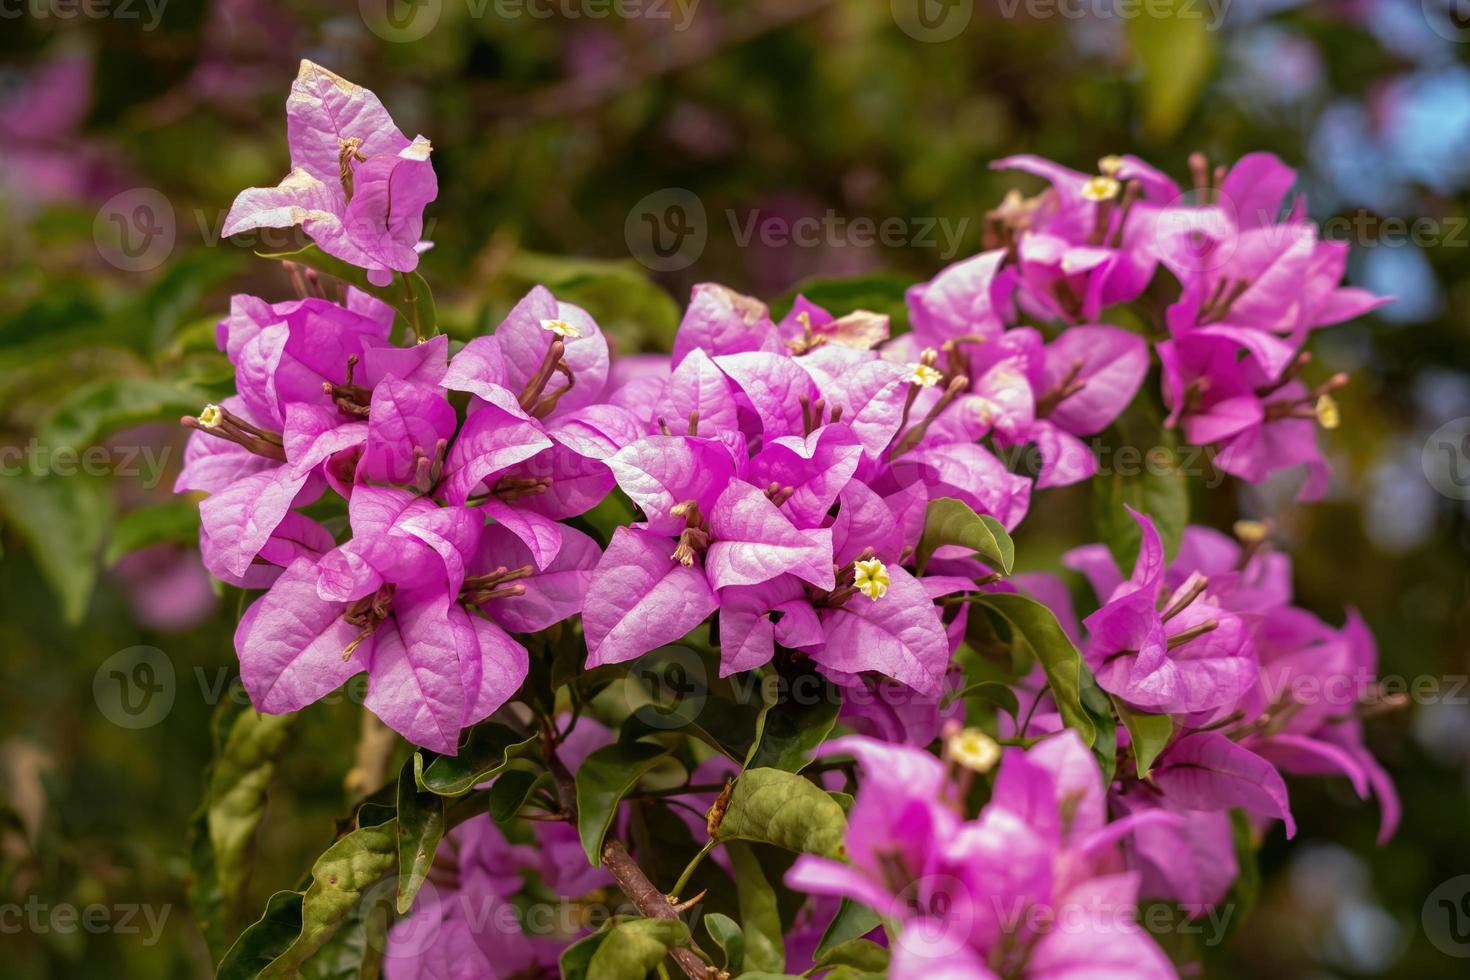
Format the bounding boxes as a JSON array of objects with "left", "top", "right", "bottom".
[
  {"left": 236, "top": 558, "right": 363, "bottom": 714},
  {"left": 438, "top": 404, "right": 553, "bottom": 505},
  {"left": 705, "top": 480, "right": 835, "bottom": 591},
  {"left": 582, "top": 528, "right": 718, "bottom": 667},
  {"left": 363, "top": 594, "right": 467, "bottom": 754},
  {"left": 816, "top": 566, "right": 949, "bottom": 696},
  {"left": 1152, "top": 731, "right": 1296, "bottom": 838}
]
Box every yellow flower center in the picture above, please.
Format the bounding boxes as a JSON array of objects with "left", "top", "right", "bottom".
[
  {"left": 1233, "top": 519, "right": 1269, "bottom": 544},
  {"left": 907, "top": 362, "right": 943, "bottom": 388},
  {"left": 198, "top": 404, "right": 223, "bottom": 428},
  {"left": 947, "top": 728, "right": 1001, "bottom": 773},
  {"left": 1314, "top": 394, "right": 1340, "bottom": 430},
  {"left": 1098, "top": 155, "right": 1125, "bottom": 177},
  {"left": 853, "top": 558, "right": 890, "bottom": 600},
  {"left": 1081, "top": 175, "right": 1121, "bottom": 202},
  {"left": 539, "top": 318, "right": 582, "bottom": 339}
]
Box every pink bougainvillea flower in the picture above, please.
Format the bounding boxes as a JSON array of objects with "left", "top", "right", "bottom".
[
  {"left": 778, "top": 294, "right": 891, "bottom": 352},
  {"left": 1067, "top": 508, "right": 1257, "bottom": 716},
  {"left": 1158, "top": 330, "right": 1338, "bottom": 499},
  {"left": 1149, "top": 731, "right": 1296, "bottom": 839},
  {"left": 384, "top": 813, "right": 581, "bottom": 979},
  {"left": 214, "top": 293, "right": 392, "bottom": 429},
  {"left": 233, "top": 486, "right": 576, "bottom": 753},
  {"left": 788, "top": 732, "right": 1179, "bottom": 979},
  {"left": 670, "top": 282, "right": 782, "bottom": 366},
  {"left": 223, "top": 60, "right": 437, "bottom": 287},
  {"left": 1110, "top": 791, "right": 1238, "bottom": 910},
  {"left": 904, "top": 249, "right": 1015, "bottom": 348},
  {"left": 439, "top": 286, "right": 636, "bottom": 560},
  {"left": 988, "top": 154, "right": 1175, "bottom": 324},
  {"left": 583, "top": 384, "right": 976, "bottom": 692},
  {"left": 1155, "top": 153, "right": 1391, "bottom": 356}
]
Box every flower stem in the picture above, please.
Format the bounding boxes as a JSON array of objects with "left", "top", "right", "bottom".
[
  {"left": 601, "top": 840, "right": 710, "bottom": 980},
  {"left": 669, "top": 839, "right": 716, "bottom": 901}
]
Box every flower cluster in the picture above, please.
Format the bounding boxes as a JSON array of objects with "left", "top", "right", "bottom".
[
  {"left": 975, "top": 152, "right": 1390, "bottom": 497},
  {"left": 180, "top": 61, "right": 1400, "bottom": 980},
  {"left": 789, "top": 732, "right": 1178, "bottom": 979},
  {"left": 1014, "top": 509, "right": 1399, "bottom": 908}
]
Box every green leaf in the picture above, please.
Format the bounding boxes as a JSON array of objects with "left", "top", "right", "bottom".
[
  {"left": 1092, "top": 429, "right": 1189, "bottom": 569},
  {"left": 0, "top": 473, "right": 112, "bottom": 624},
  {"left": 203, "top": 697, "right": 295, "bottom": 942},
  {"left": 1126, "top": 0, "right": 1216, "bottom": 143},
  {"left": 618, "top": 645, "right": 763, "bottom": 762},
  {"left": 39, "top": 377, "right": 208, "bottom": 451},
  {"left": 813, "top": 900, "right": 882, "bottom": 962},
  {"left": 104, "top": 501, "right": 201, "bottom": 564},
  {"left": 576, "top": 742, "right": 670, "bottom": 865},
  {"left": 714, "top": 769, "right": 847, "bottom": 859},
  {"left": 215, "top": 890, "right": 305, "bottom": 980},
  {"left": 1114, "top": 698, "right": 1173, "bottom": 779},
  {"left": 257, "top": 821, "right": 398, "bottom": 975},
  {"left": 811, "top": 938, "right": 890, "bottom": 974},
  {"left": 702, "top": 913, "right": 745, "bottom": 974},
  {"left": 559, "top": 929, "right": 610, "bottom": 980},
  {"left": 743, "top": 668, "right": 841, "bottom": 772},
  {"left": 1080, "top": 670, "right": 1119, "bottom": 785},
  {"left": 259, "top": 244, "right": 436, "bottom": 340},
  {"left": 971, "top": 593, "right": 1095, "bottom": 746},
  {"left": 414, "top": 722, "right": 536, "bottom": 796},
  {"left": 394, "top": 759, "right": 445, "bottom": 915},
  {"left": 915, "top": 497, "right": 1015, "bottom": 574},
  {"left": 728, "top": 842, "right": 785, "bottom": 973},
  {"left": 585, "top": 917, "right": 689, "bottom": 980},
  {"left": 487, "top": 769, "right": 546, "bottom": 824}
]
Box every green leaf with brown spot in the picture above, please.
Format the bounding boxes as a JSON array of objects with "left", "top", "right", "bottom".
[{"left": 713, "top": 768, "right": 847, "bottom": 859}]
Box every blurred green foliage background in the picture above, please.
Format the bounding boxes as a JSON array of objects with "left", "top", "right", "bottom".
[{"left": 2, "top": 1, "right": 1468, "bottom": 977}]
